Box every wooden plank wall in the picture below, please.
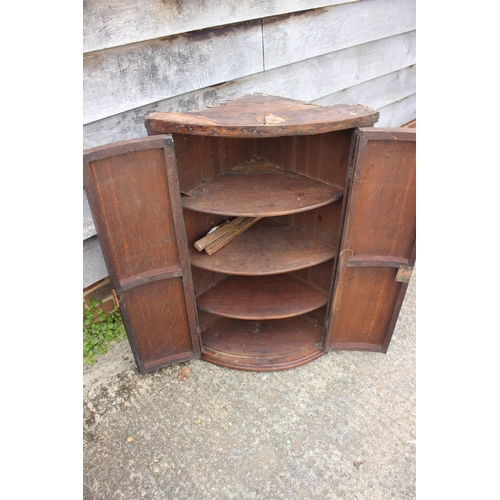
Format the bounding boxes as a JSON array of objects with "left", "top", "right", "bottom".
[{"left": 83, "top": 0, "right": 416, "bottom": 288}]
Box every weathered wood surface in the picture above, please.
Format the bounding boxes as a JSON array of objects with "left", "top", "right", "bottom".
[
  {"left": 83, "top": 188, "right": 96, "bottom": 240},
  {"left": 182, "top": 170, "right": 343, "bottom": 217},
  {"left": 255, "top": 129, "right": 353, "bottom": 188},
  {"left": 84, "top": 21, "right": 264, "bottom": 124},
  {"left": 252, "top": 129, "right": 353, "bottom": 250},
  {"left": 145, "top": 94, "right": 378, "bottom": 137},
  {"left": 197, "top": 274, "right": 329, "bottom": 320},
  {"left": 263, "top": 0, "right": 416, "bottom": 70},
  {"left": 315, "top": 65, "right": 416, "bottom": 110},
  {"left": 83, "top": 235, "right": 108, "bottom": 288},
  {"left": 84, "top": 0, "right": 358, "bottom": 53},
  {"left": 173, "top": 135, "right": 259, "bottom": 194},
  {"left": 200, "top": 316, "right": 324, "bottom": 371},
  {"left": 84, "top": 1, "right": 415, "bottom": 125},
  {"left": 83, "top": 31, "right": 415, "bottom": 148},
  {"left": 376, "top": 94, "right": 416, "bottom": 128},
  {"left": 83, "top": 136, "right": 200, "bottom": 373},
  {"left": 326, "top": 128, "right": 416, "bottom": 352},
  {"left": 189, "top": 218, "right": 336, "bottom": 276}
]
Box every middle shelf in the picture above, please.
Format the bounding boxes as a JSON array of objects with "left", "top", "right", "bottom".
[
  {"left": 189, "top": 218, "right": 336, "bottom": 275},
  {"left": 196, "top": 273, "right": 329, "bottom": 320}
]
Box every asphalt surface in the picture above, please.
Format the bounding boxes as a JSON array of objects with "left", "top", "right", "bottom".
[{"left": 83, "top": 270, "right": 416, "bottom": 500}]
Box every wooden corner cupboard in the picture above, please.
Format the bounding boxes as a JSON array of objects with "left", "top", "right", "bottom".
[{"left": 83, "top": 94, "right": 416, "bottom": 374}]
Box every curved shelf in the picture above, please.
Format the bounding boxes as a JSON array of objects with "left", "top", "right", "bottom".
[
  {"left": 196, "top": 274, "right": 329, "bottom": 320},
  {"left": 145, "top": 94, "right": 379, "bottom": 138},
  {"left": 181, "top": 170, "right": 343, "bottom": 217},
  {"left": 189, "top": 219, "right": 335, "bottom": 275},
  {"left": 200, "top": 317, "right": 325, "bottom": 371}
]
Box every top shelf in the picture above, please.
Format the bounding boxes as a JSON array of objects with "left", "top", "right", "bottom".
[
  {"left": 181, "top": 165, "right": 343, "bottom": 217},
  {"left": 144, "top": 93, "right": 379, "bottom": 138}
]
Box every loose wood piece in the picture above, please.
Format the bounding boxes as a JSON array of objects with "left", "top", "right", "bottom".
[
  {"left": 197, "top": 274, "right": 329, "bottom": 320},
  {"left": 193, "top": 219, "right": 232, "bottom": 251},
  {"left": 182, "top": 170, "right": 343, "bottom": 217},
  {"left": 194, "top": 216, "right": 262, "bottom": 254},
  {"left": 189, "top": 218, "right": 336, "bottom": 276},
  {"left": 145, "top": 94, "right": 378, "bottom": 137},
  {"left": 200, "top": 316, "right": 324, "bottom": 371},
  {"left": 204, "top": 217, "right": 262, "bottom": 255}
]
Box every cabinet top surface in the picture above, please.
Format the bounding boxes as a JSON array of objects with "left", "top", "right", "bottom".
[{"left": 144, "top": 94, "right": 379, "bottom": 137}]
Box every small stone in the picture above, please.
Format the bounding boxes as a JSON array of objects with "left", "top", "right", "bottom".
[
  {"left": 127, "top": 437, "right": 134, "bottom": 442},
  {"left": 177, "top": 367, "right": 191, "bottom": 381}
]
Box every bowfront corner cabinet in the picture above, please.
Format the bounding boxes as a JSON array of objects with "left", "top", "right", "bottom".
[{"left": 84, "top": 94, "right": 416, "bottom": 374}]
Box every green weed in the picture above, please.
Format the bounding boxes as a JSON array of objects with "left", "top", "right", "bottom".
[{"left": 83, "top": 299, "right": 126, "bottom": 365}]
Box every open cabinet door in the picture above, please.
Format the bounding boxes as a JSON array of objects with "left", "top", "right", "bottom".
[
  {"left": 84, "top": 136, "right": 200, "bottom": 373},
  {"left": 325, "top": 128, "right": 416, "bottom": 352}
]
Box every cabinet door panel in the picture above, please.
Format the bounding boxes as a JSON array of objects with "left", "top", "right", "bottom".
[
  {"left": 326, "top": 128, "right": 416, "bottom": 352},
  {"left": 84, "top": 136, "right": 200, "bottom": 373}
]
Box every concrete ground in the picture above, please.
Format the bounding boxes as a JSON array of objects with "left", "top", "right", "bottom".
[{"left": 83, "top": 270, "right": 416, "bottom": 500}]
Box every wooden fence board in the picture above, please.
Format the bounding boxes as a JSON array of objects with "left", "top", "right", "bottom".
[
  {"left": 84, "top": 21, "right": 264, "bottom": 123},
  {"left": 376, "top": 94, "right": 416, "bottom": 128},
  {"left": 84, "top": 0, "right": 359, "bottom": 53},
  {"left": 263, "top": 0, "right": 416, "bottom": 70},
  {"left": 84, "top": 31, "right": 415, "bottom": 148},
  {"left": 83, "top": 188, "right": 96, "bottom": 240},
  {"left": 314, "top": 65, "right": 416, "bottom": 110},
  {"left": 83, "top": 236, "right": 108, "bottom": 288}
]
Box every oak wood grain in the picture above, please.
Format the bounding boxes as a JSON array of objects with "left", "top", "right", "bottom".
[
  {"left": 189, "top": 218, "right": 335, "bottom": 276},
  {"left": 326, "top": 127, "right": 416, "bottom": 351},
  {"left": 182, "top": 170, "right": 343, "bottom": 217},
  {"left": 145, "top": 94, "right": 378, "bottom": 137},
  {"left": 83, "top": 136, "right": 200, "bottom": 373},
  {"left": 200, "top": 316, "right": 324, "bottom": 371},
  {"left": 197, "top": 274, "right": 329, "bottom": 320}
]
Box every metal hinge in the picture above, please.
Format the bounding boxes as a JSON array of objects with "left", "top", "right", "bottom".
[{"left": 395, "top": 265, "right": 413, "bottom": 283}]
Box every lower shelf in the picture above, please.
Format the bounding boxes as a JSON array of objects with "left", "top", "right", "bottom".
[
  {"left": 200, "top": 316, "right": 325, "bottom": 371},
  {"left": 197, "top": 274, "right": 329, "bottom": 320}
]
